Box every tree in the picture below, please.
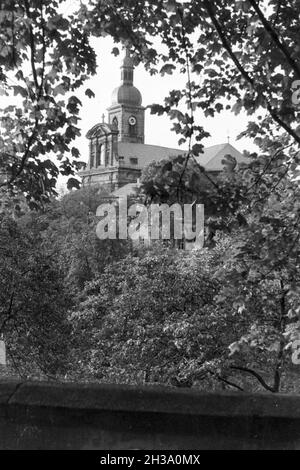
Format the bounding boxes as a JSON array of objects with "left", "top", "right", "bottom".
[
  {"left": 24, "top": 186, "right": 132, "bottom": 296},
  {"left": 69, "top": 248, "right": 243, "bottom": 389},
  {"left": 215, "top": 163, "right": 300, "bottom": 392},
  {"left": 0, "top": 185, "right": 134, "bottom": 378},
  {"left": 136, "top": 141, "right": 300, "bottom": 391},
  {"left": 0, "top": 0, "right": 97, "bottom": 207},
  {"left": 0, "top": 212, "right": 72, "bottom": 378},
  {"left": 139, "top": 152, "right": 248, "bottom": 243}
]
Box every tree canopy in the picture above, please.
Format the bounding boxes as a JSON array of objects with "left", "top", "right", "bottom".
[{"left": 0, "top": 1, "right": 299, "bottom": 391}]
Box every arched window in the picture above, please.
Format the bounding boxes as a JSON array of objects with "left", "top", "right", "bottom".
[
  {"left": 100, "top": 143, "right": 106, "bottom": 166},
  {"left": 96, "top": 143, "right": 101, "bottom": 167},
  {"left": 90, "top": 140, "right": 95, "bottom": 168},
  {"left": 112, "top": 117, "right": 118, "bottom": 131},
  {"left": 106, "top": 142, "right": 111, "bottom": 166}
]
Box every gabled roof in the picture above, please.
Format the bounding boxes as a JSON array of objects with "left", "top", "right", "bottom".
[{"left": 194, "top": 143, "right": 248, "bottom": 171}]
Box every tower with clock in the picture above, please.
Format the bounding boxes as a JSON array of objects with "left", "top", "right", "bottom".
[
  {"left": 80, "top": 49, "right": 150, "bottom": 189},
  {"left": 107, "top": 49, "right": 145, "bottom": 144}
]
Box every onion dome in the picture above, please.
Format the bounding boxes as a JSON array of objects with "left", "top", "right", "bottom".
[{"left": 111, "top": 85, "right": 142, "bottom": 107}]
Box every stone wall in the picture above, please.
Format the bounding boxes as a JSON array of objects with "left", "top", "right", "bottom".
[{"left": 0, "top": 380, "right": 300, "bottom": 449}]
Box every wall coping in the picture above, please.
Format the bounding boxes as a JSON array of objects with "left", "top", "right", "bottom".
[{"left": 1, "top": 380, "right": 300, "bottom": 419}]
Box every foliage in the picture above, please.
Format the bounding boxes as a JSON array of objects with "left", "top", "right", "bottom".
[
  {"left": 23, "top": 186, "right": 132, "bottom": 296},
  {"left": 0, "top": 1, "right": 300, "bottom": 391},
  {"left": 215, "top": 166, "right": 300, "bottom": 392},
  {"left": 68, "top": 249, "right": 240, "bottom": 388},
  {"left": 139, "top": 152, "right": 248, "bottom": 229},
  {"left": 0, "top": 186, "right": 133, "bottom": 377},
  {"left": 68, "top": 201, "right": 300, "bottom": 393},
  {"left": 0, "top": 212, "right": 72, "bottom": 378},
  {"left": 0, "top": 0, "right": 96, "bottom": 207}
]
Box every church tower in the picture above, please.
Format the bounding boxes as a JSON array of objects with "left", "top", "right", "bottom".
[
  {"left": 80, "top": 49, "right": 189, "bottom": 191},
  {"left": 107, "top": 49, "right": 145, "bottom": 144},
  {"left": 80, "top": 48, "right": 244, "bottom": 195}
]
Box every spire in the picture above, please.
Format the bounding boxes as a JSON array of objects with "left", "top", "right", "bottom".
[
  {"left": 121, "top": 47, "right": 134, "bottom": 86},
  {"left": 110, "top": 48, "right": 142, "bottom": 107}
]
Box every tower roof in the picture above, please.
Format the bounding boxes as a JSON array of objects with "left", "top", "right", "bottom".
[
  {"left": 110, "top": 49, "right": 142, "bottom": 107},
  {"left": 111, "top": 85, "right": 142, "bottom": 107}
]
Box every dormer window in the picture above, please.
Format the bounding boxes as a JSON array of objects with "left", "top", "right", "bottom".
[{"left": 130, "top": 157, "right": 138, "bottom": 165}]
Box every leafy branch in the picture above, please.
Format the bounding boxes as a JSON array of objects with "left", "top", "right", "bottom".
[
  {"left": 248, "top": 0, "right": 300, "bottom": 79},
  {"left": 203, "top": 0, "right": 300, "bottom": 147}
]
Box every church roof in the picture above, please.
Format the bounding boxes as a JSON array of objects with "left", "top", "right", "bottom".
[
  {"left": 194, "top": 143, "right": 248, "bottom": 171},
  {"left": 117, "top": 142, "right": 246, "bottom": 170},
  {"left": 110, "top": 143, "right": 247, "bottom": 199},
  {"left": 117, "top": 142, "right": 187, "bottom": 168}
]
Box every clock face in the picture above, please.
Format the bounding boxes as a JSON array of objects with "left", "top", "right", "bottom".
[{"left": 128, "top": 116, "right": 137, "bottom": 126}]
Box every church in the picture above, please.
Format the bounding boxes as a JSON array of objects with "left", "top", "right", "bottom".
[{"left": 79, "top": 50, "right": 246, "bottom": 193}]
